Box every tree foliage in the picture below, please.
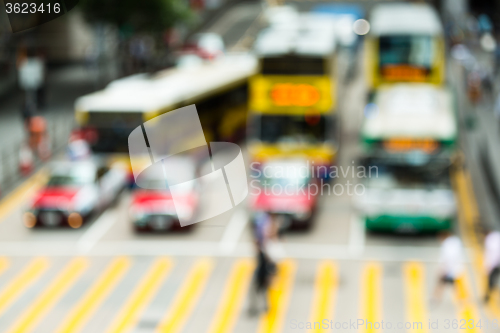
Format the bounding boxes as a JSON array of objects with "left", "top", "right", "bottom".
[{"left": 79, "top": 0, "right": 193, "bottom": 32}]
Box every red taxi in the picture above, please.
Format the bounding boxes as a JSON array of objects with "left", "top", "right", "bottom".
[
  {"left": 249, "top": 160, "right": 318, "bottom": 230},
  {"left": 130, "top": 158, "right": 198, "bottom": 232},
  {"left": 24, "top": 160, "right": 127, "bottom": 228}
]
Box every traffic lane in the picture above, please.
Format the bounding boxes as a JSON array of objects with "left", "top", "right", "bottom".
[
  {"left": 206, "top": 2, "right": 263, "bottom": 49},
  {"left": 0, "top": 165, "right": 442, "bottom": 259},
  {"left": 0, "top": 175, "right": 87, "bottom": 243},
  {"left": 280, "top": 192, "right": 352, "bottom": 245},
  {"left": 336, "top": 44, "right": 442, "bottom": 251},
  {"left": 0, "top": 175, "right": 251, "bottom": 255},
  {"left": 98, "top": 190, "right": 247, "bottom": 243}
]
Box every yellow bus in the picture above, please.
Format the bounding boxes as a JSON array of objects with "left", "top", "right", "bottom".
[
  {"left": 248, "top": 13, "right": 338, "bottom": 172},
  {"left": 366, "top": 3, "right": 445, "bottom": 90}
]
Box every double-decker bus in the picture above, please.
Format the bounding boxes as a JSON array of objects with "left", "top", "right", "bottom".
[
  {"left": 248, "top": 13, "right": 338, "bottom": 174},
  {"left": 357, "top": 84, "right": 457, "bottom": 233},
  {"left": 366, "top": 3, "right": 445, "bottom": 90},
  {"left": 74, "top": 53, "right": 258, "bottom": 157}
]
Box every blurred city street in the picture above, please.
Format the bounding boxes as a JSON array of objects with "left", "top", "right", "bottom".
[{"left": 0, "top": 0, "right": 499, "bottom": 332}]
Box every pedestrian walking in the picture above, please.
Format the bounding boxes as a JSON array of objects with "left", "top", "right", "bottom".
[
  {"left": 432, "top": 231, "right": 465, "bottom": 304},
  {"left": 248, "top": 212, "right": 280, "bottom": 316},
  {"left": 18, "top": 46, "right": 45, "bottom": 112},
  {"left": 483, "top": 229, "right": 500, "bottom": 303}
]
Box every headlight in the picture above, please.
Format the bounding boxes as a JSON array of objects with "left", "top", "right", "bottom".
[
  {"left": 68, "top": 212, "right": 83, "bottom": 229},
  {"left": 23, "top": 212, "right": 36, "bottom": 228}
]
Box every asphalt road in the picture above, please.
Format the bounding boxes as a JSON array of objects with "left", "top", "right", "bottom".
[{"left": 0, "top": 3, "right": 497, "bottom": 333}]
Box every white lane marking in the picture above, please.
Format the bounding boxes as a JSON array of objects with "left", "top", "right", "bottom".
[
  {"left": 76, "top": 210, "right": 117, "bottom": 254},
  {"left": 348, "top": 214, "right": 365, "bottom": 258},
  {"left": 218, "top": 208, "right": 248, "bottom": 254},
  {"left": 0, "top": 241, "right": 445, "bottom": 262}
]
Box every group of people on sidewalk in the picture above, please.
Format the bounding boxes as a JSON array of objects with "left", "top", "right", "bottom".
[
  {"left": 16, "top": 45, "right": 51, "bottom": 174},
  {"left": 434, "top": 228, "right": 500, "bottom": 305}
]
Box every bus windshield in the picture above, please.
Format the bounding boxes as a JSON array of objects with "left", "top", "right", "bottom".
[
  {"left": 261, "top": 56, "right": 327, "bottom": 75},
  {"left": 259, "top": 115, "right": 326, "bottom": 144},
  {"left": 86, "top": 111, "right": 143, "bottom": 153},
  {"left": 379, "top": 35, "right": 434, "bottom": 69},
  {"left": 365, "top": 162, "right": 450, "bottom": 190}
]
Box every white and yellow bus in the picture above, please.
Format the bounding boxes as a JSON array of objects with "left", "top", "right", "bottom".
[
  {"left": 74, "top": 54, "right": 258, "bottom": 155},
  {"left": 366, "top": 3, "right": 445, "bottom": 90},
  {"left": 248, "top": 12, "right": 338, "bottom": 172}
]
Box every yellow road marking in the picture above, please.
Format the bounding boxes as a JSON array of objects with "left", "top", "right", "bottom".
[
  {"left": 486, "top": 289, "right": 500, "bottom": 318},
  {"left": 308, "top": 261, "right": 337, "bottom": 332},
  {"left": 7, "top": 257, "right": 88, "bottom": 333},
  {"left": 451, "top": 165, "right": 485, "bottom": 330},
  {"left": 257, "top": 259, "right": 297, "bottom": 333},
  {"left": 56, "top": 257, "right": 131, "bottom": 333},
  {"left": 453, "top": 274, "right": 480, "bottom": 333},
  {"left": 207, "top": 259, "right": 254, "bottom": 333},
  {"left": 105, "top": 257, "right": 173, "bottom": 333},
  {"left": 0, "top": 257, "right": 48, "bottom": 316},
  {"left": 359, "top": 263, "right": 382, "bottom": 333},
  {"left": 0, "top": 169, "right": 48, "bottom": 223},
  {"left": 157, "top": 258, "right": 214, "bottom": 333},
  {"left": 403, "top": 262, "right": 427, "bottom": 333}
]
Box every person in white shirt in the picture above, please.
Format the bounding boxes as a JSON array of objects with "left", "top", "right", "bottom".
[
  {"left": 433, "top": 231, "right": 465, "bottom": 303},
  {"left": 483, "top": 229, "right": 500, "bottom": 303}
]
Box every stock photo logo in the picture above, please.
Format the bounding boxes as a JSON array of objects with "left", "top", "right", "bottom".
[
  {"left": 128, "top": 105, "right": 248, "bottom": 227},
  {"left": 3, "top": 0, "right": 78, "bottom": 33}
]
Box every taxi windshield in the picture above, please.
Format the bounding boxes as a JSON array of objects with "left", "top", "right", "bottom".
[
  {"left": 261, "top": 174, "right": 309, "bottom": 188},
  {"left": 47, "top": 164, "right": 96, "bottom": 187},
  {"left": 258, "top": 164, "right": 310, "bottom": 189},
  {"left": 259, "top": 115, "right": 325, "bottom": 144},
  {"left": 47, "top": 174, "right": 94, "bottom": 187},
  {"left": 379, "top": 35, "right": 434, "bottom": 69}
]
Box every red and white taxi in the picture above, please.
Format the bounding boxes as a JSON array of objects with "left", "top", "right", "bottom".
[
  {"left": 249, "top": 160, "right": 318, "bottom": 230},
  {"left": 24, "top": 160, "right": 127, "bottom": 228},
  {"left": 130, "top": 158, "right": 198, "bottom": 232}
]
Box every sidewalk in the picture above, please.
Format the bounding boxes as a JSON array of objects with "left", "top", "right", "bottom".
[
  {"left": 451, "top": 46, "right": 500, "bottom": 230},
  {"left": 0, "top": 64, "right": 98, "bottom": 192}
]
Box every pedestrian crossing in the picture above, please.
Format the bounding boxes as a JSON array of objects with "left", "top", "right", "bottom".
[{"left": 0, "top": 255, "right": 494, "bottom": 333}]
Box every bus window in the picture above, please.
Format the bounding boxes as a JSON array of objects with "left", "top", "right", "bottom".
[
  {"left": 259, "top": 115, "right": 326, "bottom": 143},
  {"left": 86, "top": 111, "right": 143, "bottom": 153},
  {"left": 379, "top": 35, "right": 434, "bottom": 71},
  {"left": 261, "top": 56, "right": 327, "bottom": 75}
]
